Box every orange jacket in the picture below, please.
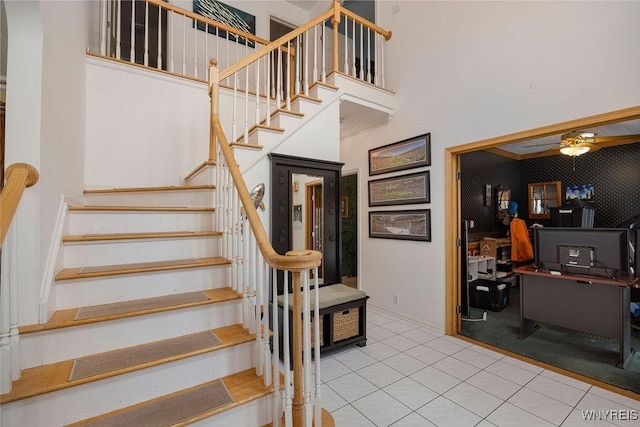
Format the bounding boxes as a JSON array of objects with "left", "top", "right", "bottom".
[{"left": 510, "top": 217, "right": 533, "bottom": 261}]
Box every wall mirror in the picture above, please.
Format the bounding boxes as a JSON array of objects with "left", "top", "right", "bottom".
[{"left": 270, "top": 154, "right": 343, "bottom": 295}]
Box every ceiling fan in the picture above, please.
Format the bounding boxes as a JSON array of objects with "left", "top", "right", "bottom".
[{"left": 526, "top": 130, "right": 640, "bottom": 157}]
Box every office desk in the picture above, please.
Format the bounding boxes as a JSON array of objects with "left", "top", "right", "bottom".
[{"left": 515, "top": 266, "right": 635, "bottom": 368}]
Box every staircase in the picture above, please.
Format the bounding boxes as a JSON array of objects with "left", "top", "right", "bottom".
[
  {"left": 0, "top": 185, "right": 279, "bottom": 426},
  {"left": 0, "top": 1, "right": 394, "bottom": 425}
]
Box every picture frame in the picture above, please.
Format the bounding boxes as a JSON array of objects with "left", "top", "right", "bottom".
[
  {"left": 369, "top": 209, "right": 431, "bottom": 242},
  {"left": 484, "top": 184, "right": 492, "bottom": 207},
  {"left": 368, "top": 171, "right": 430, "bottom": 207},
  {"left": 341, "top": 196, "right": 349, "bottom": 218},
  {"left": 193, "top": 0, "right": 256, "bottom": 48},
  {"left": 369, "top": 133, "right": 431, "bottom": 176}
]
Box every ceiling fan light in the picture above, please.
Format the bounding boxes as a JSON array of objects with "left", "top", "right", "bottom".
[{"left": 560, "top": 145, "right": 590, "bottom": 156}]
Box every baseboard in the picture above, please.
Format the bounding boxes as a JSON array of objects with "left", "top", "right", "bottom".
[{"left": 39, "top": 195, "right": 68, "bottom": 323}]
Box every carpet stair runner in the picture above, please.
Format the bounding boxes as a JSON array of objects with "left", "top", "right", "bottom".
[{"left": 65, "top": 369, "right": 271, "bottom": 427}]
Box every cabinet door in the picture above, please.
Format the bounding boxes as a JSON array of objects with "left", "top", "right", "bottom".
[{"left": 528, "top": 181, "right": 561, "bottom": 219}]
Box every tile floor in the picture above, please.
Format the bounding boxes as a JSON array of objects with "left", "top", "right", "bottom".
[{"left": 318, "top": 307, "right": 640, "bottom": 426}]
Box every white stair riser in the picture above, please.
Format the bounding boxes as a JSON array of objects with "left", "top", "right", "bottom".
[
  {"left": 185, "top": 165, "right": 217, "bottom": 186},
  {"left": 2, "top": 344, "right": 255, "bottom": 427},
  {"left": 20, "top": 301, "right": 242, "bottom": 368},
  {"left": 83, "top": 190, "right": 215, "bottom": 207},
  {"left": 270, "top": 112, "right": 301, "bottom": 129},
  {"left": 68, "top": 211, "right": 216, "bottom": 234},
  {"left": 309, "top": 85, "right": 336, "bottom": 100},
  {"left": 190, "top": 395, "right": 270, "bottom": 426},
  {"left": 63, "top": 236, "right": 221, "bottom": 267},
  {"left": 55, "top": 266, "right": 230, "bottom": 309},
  {"left": 291, "top": 97, "right": 320, "bottom": 115}
]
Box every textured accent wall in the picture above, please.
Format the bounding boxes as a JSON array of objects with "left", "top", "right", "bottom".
[
  {"left": 461, "top": 143, "right": 640, "bottom": 236},
  {"left": 519, "top": 143, "right": 640, "bottom": 228},
  {"left": 460, "top": 151, "right": 520, "bottom": 237}
]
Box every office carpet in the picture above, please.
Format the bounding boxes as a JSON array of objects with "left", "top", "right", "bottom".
[{"left": 460, "top": 286, "right": 640, "bottom": 394}]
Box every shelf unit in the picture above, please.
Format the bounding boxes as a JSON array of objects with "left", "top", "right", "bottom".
[{"left": 467, "top": 256, "right": 496, "bottom": 282}]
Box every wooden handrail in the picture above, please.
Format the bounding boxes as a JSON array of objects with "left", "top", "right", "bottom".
[
  {"left": 210, "top": 61, "right": 321, "bottom": 272},
  {"left": 340, "top": 6, "right": 392, "bottom": 40},
  {"left": 219, "top": 9, "right": 335, "bottom": 81},
  {"left": 146, "top": 0, "right": 271, "bottom": 49},
  {"left": 0, "top": 163, "right": 39, "bottom": 246}
]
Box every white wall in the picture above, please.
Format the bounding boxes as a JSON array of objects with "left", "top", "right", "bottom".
[
  {"left": 341, "top": 1, "right": 640, "bottom": 331},
  {"left": 3, "top": 1, "right": 89, "bottom": 324},
  {"left": 85, "top": 57, "right": 210, "bottom": 187}
]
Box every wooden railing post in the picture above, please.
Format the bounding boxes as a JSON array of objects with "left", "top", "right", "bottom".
[
  {"left": 208, "top": 59, "right": 219, "bottom": 163},
  {"left": 0, "top": 163, "right": 39, "bottom": 246},
  {"left": 332, "top": 0, "right": 341, "bottom": 74}
]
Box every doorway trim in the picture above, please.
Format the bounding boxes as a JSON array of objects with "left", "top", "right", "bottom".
[{"left": 445, "top": 105, "right": 640, "bottom": 336}]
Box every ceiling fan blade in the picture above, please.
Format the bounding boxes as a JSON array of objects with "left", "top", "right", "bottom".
[
  {"left": 522, "top": 142, "right": 559, "bottom": 148},
  {"left": 593, "top": 134, "right": 640, "bottom": 145}
]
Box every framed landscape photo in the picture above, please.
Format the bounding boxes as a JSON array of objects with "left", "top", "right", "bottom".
[
  {"left": 369, "top": 209, "right": 431, "bottom": 242},
  {"left": 369, "top": 133, "right": 431, "bottom": 176},
  {"left": 368, "top": 171, "right": 430, "bottom": 207}
]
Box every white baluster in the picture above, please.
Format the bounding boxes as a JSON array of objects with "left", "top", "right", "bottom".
[
  {"left": 302, "top": 270, "right": 312, "bottom": 426},
  {"left": 286, "top": 42, "right": 291, "bottom": 110},
  {"left": 351, "top": 19, "right": 356, "bottom": 77},
  {"left": 248, "top": 231, "right": 256, "bottom": 335},
  {"left": 276, "top": 49, "right": 282, "bottom": 108},
  {"left": 265, "top": 54, "right": 271, "bottom": 126},
  {"left": 244, "top": 63, "right": 249, "bottom": 143},
  {"left": 116, "top": 0, "right": 122, "bottom": 59},
  {"left": 143, "top": 1, "right": 149, "bottom": 66},
  {"left": 313, "top": 25, "right": 318, "bottom": 83},
  {"left": 242, "top": 216, "right": 250, "bottom": 329},
  {"left": 343, "top": 16, "right": 348, "bottom": 74},
  {"left": 295, "top": 36, "right": 300, "bottom": 96},
  {"left": 232, "top": 74, "right": 238, "bottom": 142},
  {"left": 271, "top": 268, "right": 282, "bottom": 419},
  {"left": 262, "top": 259, "right": 271, "bottom": 385},
  {"left": 303, "top": 31, "right": 309, "bottom": 95},
  {"left": 255, "top": 58, "right": 260, "bottom": 126},
  {"left": 231, "top": 187, "right": 238, "bottom": 292},
  {"left": 359, "top": 22, "right": 363, "bottom": 80},
  {"left": 182, "top": 14, "right": 187, "bottom": 75},
  {"left": 170, "top": 12, "right": 174, "bottom": 72},
  {"left": 255, "top": 247, "right": 264, "bottom": 377},
  {"left": 194, "top": 17, "right": 198, "bottom": 79},
  {"left": 367, "top": 28, "right": 372, "bottom": 83},
  {"left": 9, "top": 226, "right": 19, "bottom": 383},
  {"left": 157, "top": 3, "right": 162, "bottom": 69},
  {"left": 283, "top": 272, "right": 292, "bottom": 427},
  {"left": 322, "top": 21, "right": 327, "bottom": 82},
  {"left": 100, "top": 0, "right": 107, "bottom": 55},
  {"left": 0, "top": 227, "right": 13, "bottom": 394},
  {"left": 204, "top": 23, "right": 208, "bottom": 75},
  {"left": 129, "top": 0, "right": 135, "bottom": 63},
  {"left": 313, "top": 267, "right": 322, "bottom": 426},
  {"left": 381, "top": 34, "right": 386, "bottom": 88}
]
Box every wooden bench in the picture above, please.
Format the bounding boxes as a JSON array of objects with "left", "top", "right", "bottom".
[{"left": 276, "top": 283, "right": 368, "bottom": 358}]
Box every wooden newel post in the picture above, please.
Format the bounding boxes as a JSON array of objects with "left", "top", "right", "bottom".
[
  {"left": 332, "top": 0, "right": 341, "bottom": 75},
  {"left": 291, "top": 269, "right": 304, "bottom": 427},
  {"left": 208, "top": 58, "right": 219, "bottom": 163}
]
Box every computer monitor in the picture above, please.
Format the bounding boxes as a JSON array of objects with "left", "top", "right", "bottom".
[{"left": 533, "top": 227, "right": 630, "bottom": 279}]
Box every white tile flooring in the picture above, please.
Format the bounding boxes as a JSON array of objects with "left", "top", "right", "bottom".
[{"left": 317, "top": 307, "right": 640, "bottom": 426}]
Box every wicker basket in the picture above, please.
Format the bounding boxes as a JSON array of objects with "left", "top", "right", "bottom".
[{"left": 332, "top": 307, "right": 360, "bottom": 341}]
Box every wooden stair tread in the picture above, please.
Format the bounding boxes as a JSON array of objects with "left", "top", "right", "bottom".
[
  {"left": 63, "top": 230, "right": 222, "bottom": 243},
  {"left": 230, "top": 141, "right": 263, "bottom": 150},
  {"left": 0, "top": 324, "right": 253, "bottom": 404},
  {"left": 83, "top": 185, "right": 215, "bottom": 195},
  {"left": 271, "top": 108, "right": 304, "bottom": 118},
  {"left": 68, "top": 205, "right": 215, "bottom": 212},
  {"left": 311, "top": 81, "right": 339, "bottom": 91},
  {"left": 20, "top": 288, "right": 240, "bottom": 333},
  {"left": 66, "top": 369, "right": 271, "bottom": 427},
  {"left": 291, "top": 93, "right": 322, "bottom": 104},
  {"left": 55, "top": 257, "right": 231, "bottom": 281}
]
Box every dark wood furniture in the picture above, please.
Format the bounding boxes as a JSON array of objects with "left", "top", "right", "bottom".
[{"left": 515, "top": 266, "right": 635, "bottom": 368}]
